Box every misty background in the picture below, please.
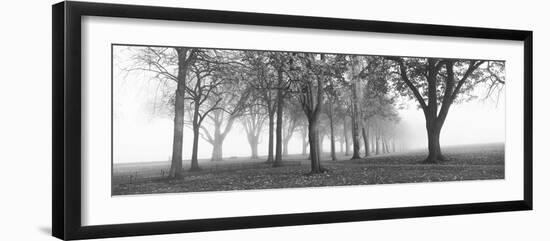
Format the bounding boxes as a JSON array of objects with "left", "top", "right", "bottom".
[{"left": 112, "top": 47, "right": 504, "bottom": 164}]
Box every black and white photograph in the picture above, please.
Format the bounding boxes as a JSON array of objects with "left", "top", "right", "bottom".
[
  {"left": 112, "top": 45, "right": 506, "bottom": 195},
  {"left": 1, "top": 0, "right": 546, "bottom": 240}
]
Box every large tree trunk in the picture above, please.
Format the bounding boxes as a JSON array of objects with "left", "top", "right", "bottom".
[
  {"left": 350, "top": 72, "right": 361, "bottom": 159},
  {"left": 169, "top": 87, "right": 185, "bottom": 177},
  {"left": 362, "top": 125, "right": 370, "bottom": 157},
  {"left": 168, "top": 49, "right": 189, "bottom": 178},
  {"left": 424, "top": 59, "right": 446, "bottom": 163},
  {"left": 308, "top": 119, "right": 323, "bottom": 173},
  {"left": 424, "top": 119, "right": 444, "bottom": 163}
]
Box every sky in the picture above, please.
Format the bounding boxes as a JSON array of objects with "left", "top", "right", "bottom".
[{"left": 112, "top": 46, "right": 505, "bottom": 164}]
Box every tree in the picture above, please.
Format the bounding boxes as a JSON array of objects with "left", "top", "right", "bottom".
[
  {"left": 387, "top": 57, "right": 504, "bottom": 163},
  {"left": 241, "top": 98, "right": 267, "bottom": 159},
  {"left": 269, "top": 53, "right": 292, "bottom": 167},
  {"left": 184, "top": 51, "right": 227, "bottom": 171},
  {"left": 288, "top": 53, "right": 326, "bottom": 173},
  {"left": 282, "top": 100, "right": 304, "bottom": 156},
  {"left": 324, "top": 67, "right": 346, "bottom": 161},
  {"left": 348, "top": 56, "right": 362, "bottom": 159},
  {"left": 122, "top": 47, "right": 197, "bottom": 178},
  {"left": 298, "top": 122, "right": 309, "bottom": 156},
  {"left": 198, "top": 55, "right": 250, "bottom": 161},
  {"left": 289, "top": 53, "right": 347, "bottom": 173},
  {"left": 244, "top": 52, "right": 278, "bottom": 163}
]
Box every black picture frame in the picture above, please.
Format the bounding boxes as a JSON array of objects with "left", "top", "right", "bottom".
[{"left": 52, "top": 1, "right": 533, "bottom": 240}]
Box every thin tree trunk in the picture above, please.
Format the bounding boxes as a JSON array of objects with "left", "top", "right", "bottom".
[
  {"left": 190, "top": 120, "right": 201, "bottom": 172},
  {"left": 329, "top": 105, "right": 337, "bottom": 161},
  {"left": 274, "top": 68, "right": 284, "bottom": 167},
  {"left": 266, "top": 112, "right": 275, "bottom": 163},
  {"left": 350, "top": 107, "right": 361, "bottom": 159},
  {"left": 344, "top": 117, "right": 350, "bottom": 156},
  {"left": 301, "top": 128, "right": 308, "bottom": 155},
  {"left": 375, "top": 133, "right": 381, "bottom": 155}
]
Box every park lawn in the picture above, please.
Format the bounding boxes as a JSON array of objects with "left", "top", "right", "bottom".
[{"left": 112, "top": 143, "right": 504, "bottom": 195}]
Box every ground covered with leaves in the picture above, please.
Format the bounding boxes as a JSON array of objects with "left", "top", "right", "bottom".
[{"left": 112, "top": 143, "right": 504, "bottom": 195}]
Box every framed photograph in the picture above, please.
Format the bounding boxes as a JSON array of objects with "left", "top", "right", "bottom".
[{"left": 52, "top": 1, "right": 533, "bottom": 240}]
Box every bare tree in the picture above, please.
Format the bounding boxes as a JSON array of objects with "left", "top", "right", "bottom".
[
  {"left": 199, "top": 58, "right": 250, "bottom": 161},
  {"left": 241, "top": 98, "right": 267, "bottom": 159},
  {"left": 121, "top": 47, "right": 197, "bottom": 178},
  {"left": 184, "top": 52, "right": 227, "bottom": 171}
]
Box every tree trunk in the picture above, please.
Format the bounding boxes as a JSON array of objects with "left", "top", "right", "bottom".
[
  {"left": 308, "top": 119, "right": 323, "bottom": 173},
  {"left": 339, "top": 140, "right": 344, "bottom": 154},
  {"left": 350, "top": 111, "right": 361, "bottom": 159},
  {"left": 344, "top": 117, "right": 350, "bottom": 156},
  {"left": 189, "top": 100, "right": 201, "bottom": 171},
  {"left": 375, "top": 134, "right": 381, "bottom": 155},
  {"left": 424, "top": 59, "right": 446, "bottom": 163},
  {"left": 210, "top": 139, "right": 223, "bottom": 161},
  {"left": 168, "top": 49, "right": 189, "bottom": 178},
  {"left": 248, "top": 135, "right": 259, "bottom": 159},
  {"left": 329, "top": 106, "right": 337, "bottom": 161},
  {"left": 266, "top": 112, "right": 275, "bottom": 163},
  {"left": 362, "top": 125, "right": 369, "bottom": 157},
  {"left": 190, "top": 125, "right": 200, "bottom": 172},
  {"left": 350, "top": 87, "right": 361, "bottom": 159},
  {"left": 369, "top": 135, "right": 376, "bottom": 152},
  {"left": 210, "top": 121, "right": 223, "bottom": 161},
  {"left": 301, "top": 129, "right": 308, "bottom": 155},
  {"left": 319, "top": 134, "right": 324, "bottom": 156},
  {"left": 274, "top": 79, "right": 284, "bottom": 167},
  {"left": 169, "top": 88, "right": 184, "bottom": 177},
  {"left": 425, "top": 120, "right": 444, "bottom": 163}
]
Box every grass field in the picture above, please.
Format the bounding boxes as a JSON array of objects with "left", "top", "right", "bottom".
[{"left": 112, "top": 143, "right": 504, "bottom": 195}]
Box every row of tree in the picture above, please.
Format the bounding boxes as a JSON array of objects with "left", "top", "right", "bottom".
[{"left": 122, "top": 46, "right": 504, "bottom": 176}]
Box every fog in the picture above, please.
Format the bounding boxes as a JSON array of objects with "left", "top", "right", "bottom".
[{"left": 112, "top": 47, "right": 504, "bottom": 164}]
